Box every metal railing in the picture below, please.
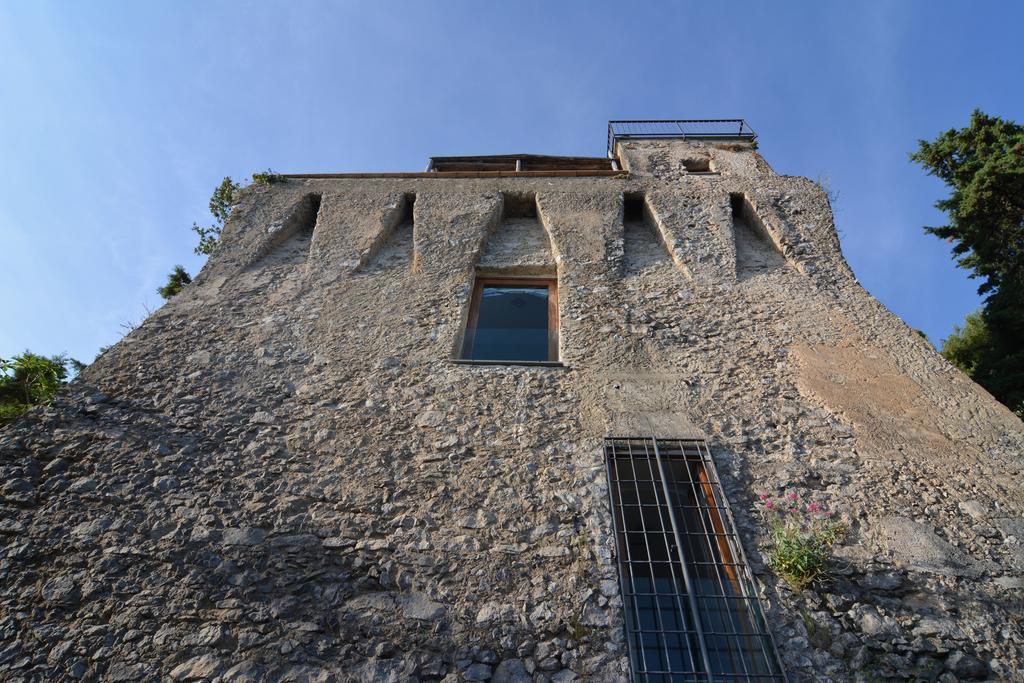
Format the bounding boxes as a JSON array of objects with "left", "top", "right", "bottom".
[{"left": 608, "top": 119, "right": 756, "bottom": 156}]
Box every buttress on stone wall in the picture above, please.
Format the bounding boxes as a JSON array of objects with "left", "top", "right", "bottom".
[{"left": 1, "top": 138, "right": 1022, "bottom": 682}]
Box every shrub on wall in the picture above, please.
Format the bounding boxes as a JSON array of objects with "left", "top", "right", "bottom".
[
  {"left": 760, "top": 490, "right": 844, "bottom": 590},
  {"left": 0, "top": 352, "right": 74, "bottom": 424}
]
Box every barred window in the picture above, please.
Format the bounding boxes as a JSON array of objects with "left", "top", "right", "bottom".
[{"left": 605, "top": 438, "right": 784, "bottom": 682}]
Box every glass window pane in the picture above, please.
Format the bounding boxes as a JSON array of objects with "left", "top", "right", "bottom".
[
  {"left": 631, "top": 458, "right": 653, "bottom": 481},
  {"left": 627, "top": 533, "right": 650, "bottom": 562},
  {"left": 466, "top": 284, "right": 551, "bottom": 361},
  {"left": 634, "top": 480, "right": 657, "bottom": 503},
  {"left": 642, "top": 504, "right": 666, "bottom": 533},
  {"left": 622, "top": 503, "right": 643, "bottom": 530}
]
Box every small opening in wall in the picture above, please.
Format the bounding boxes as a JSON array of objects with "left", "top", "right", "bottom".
[
  {"left": 476, "top": 191, "right": 554, "bottom": 273},
  {"left": 360, "top": 193, "right": 416, "bottom": 273},
  {"left": 623, "top": 193, "right": 671, "bottom": 275},
  {"left": 400, "top": 192, "right": 416, "bottom": 224},
  {"left": 683, "top": 158, "right": 713, "bottom": 173},
  {"left": 502, "top": 192, "right": 538, "bottom": 220},
  {"left": 623, "top": 193, "right": 645, "bottom": 223},
  {"left": 298, "top": 193, "right": 323, "bottom": 234},
  {"left": 729, "top": 193, "right": 746, "bottom": 219},
  {"left": 249, "top": 192, "right": 322, "bottom": 267},
  {"left": 731, "top": 193, "right": 786, "bottom": 277}
]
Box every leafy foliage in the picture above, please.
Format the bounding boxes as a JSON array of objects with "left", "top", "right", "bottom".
[
  {"left": 940, "top": 309, "right": 988, "bottom": 377},
  {"left": 979, "top": 282, "right": 1024, "bottom": 416},
  {"left": 191, "top": 224, "right": 219, "bottom": 256},
  {"left": 209, "top": 176, "right": 240, "bottom": 227},
  {"left": 0, "top": 352, "right": 76, "bottom": 424},
  {"left": 910, "top": 110, "right": 1024, "bottom": 293},
  {"left": 911, "top": 110, "right": 1024, "bottom": 417},
  {"left": 157, "top": 264, "right": 192, "bottom": 300},
  {"left": 252, "top": 169, "right": 286, "bottom": 185},
  {"left": 943, "top": 282, "right": 1024, "bottom": 417},
  {"left": 192, "top": 176, "right": 241, "bottom": 255},
  {"left": 760, "top": 491, "right": 844, "bottom": 591}
]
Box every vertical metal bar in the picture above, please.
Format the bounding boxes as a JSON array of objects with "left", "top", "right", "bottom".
[
  {"left": 629, "top": 440, "right": 662, "bottom": 676},
  {"left": 697, "top": 441, "right": 787, "bottom": 678},
  {"left": 643, "top": 438, "right": 702, "bottom": 679},
  {"left": 676, "top": 441, "right": 750, "bottom": 678},
  {"left": 604, "top": 445, "right": 642, "bottom": 681},
  {"left": 689, "top": 441, "right": 753, "bottom": 676},
  {"left": 651, "top": 437, "right": 713, "bottom": 683},
  {"left": 639, "top": 438, "right": 688, "bottom": 678},
  {"left": 632, "top": 439, "right": 702, "bottom": 678}
]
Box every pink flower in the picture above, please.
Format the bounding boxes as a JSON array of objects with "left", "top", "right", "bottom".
[
  {"left": 787, "top": 492, "right": 798, "bottom": 501},
  {"left": 764, "top": 500, "right": 774, "bottom": 509},
  {"left": 806, "top": 503, "right": 822, "bottom": 513},
  {"left": 759, "top": 494, "right": 769, "bottom": 501}
]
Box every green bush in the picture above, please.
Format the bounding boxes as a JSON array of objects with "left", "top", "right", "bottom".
[
  {"left": 189, "top": 172, "right": 283, "bottom": 257},
  {"left": 252, "top": 169, "right": 286, "bottom": 185},
  {"left": 0, "top": 352, "right": 74, "bottom": 424},
  {"left": 192, "top": 176, "right": 241, "bottom": 255},
  {"left": 158, "top": 265, "right": 192, "bottom": 300},
  {"left": 760, "top": 491, "right": 844, "bottom": 591}
]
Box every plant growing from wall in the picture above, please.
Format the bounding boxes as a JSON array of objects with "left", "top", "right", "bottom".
[
  {"left": 192, "top": 176, "right": 241, "bottom": 255},
  {"left": 814, "top": 173, "right": 841, "bottom": 213},
  {"left": 759, "top": 491, "right": 844, "bottom": 591},
  {"left": 157, "top": 265, "right": 192, "bottom": 300},
  {"left": 0, "top": 352, "right": 75, "bottom": 424},
  {"left": 189, "top": 171, "right": 284, "bottom": 256},
  {"left": 252, "top": 168, "right": 286, "bottom": 185}
]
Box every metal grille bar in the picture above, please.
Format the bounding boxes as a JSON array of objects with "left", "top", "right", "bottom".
[
  {"left": 605, "top": 437, "right": 785, "bottom": 682},
  {"left": 607, "top": 120, "right": 757, "bottom": 157}
]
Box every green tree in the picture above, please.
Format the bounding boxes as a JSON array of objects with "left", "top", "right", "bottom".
[
  {"left": 191, "top": 176, "right": 241, "bottom": 255},
  {"left": 0, "top": 352, "right": 74, "bottom": 424},
  {"left": 940, "top": 310, "right": 988, "bottom": 376},
  {"left": 912, "top": 110, "right": 1024, "bottom": 416},
  {"left": 157, "top": 264, "right": 192, "bottom": 300}
]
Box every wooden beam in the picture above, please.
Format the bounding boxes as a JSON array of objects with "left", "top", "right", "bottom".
[{"left": 282, "top": 170, "right": 628, "bottom": 179}]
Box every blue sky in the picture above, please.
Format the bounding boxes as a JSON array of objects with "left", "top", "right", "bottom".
[{"left": 2, "top": 1, "right": 1022, "bottom": 363}]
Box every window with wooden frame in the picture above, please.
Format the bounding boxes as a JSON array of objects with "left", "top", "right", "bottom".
[
  {"left": 605, "top": 437, "right": 785, "bottom": 682},
  {"left": 460, "top": 278, "right": 558, "bottom": 363}
]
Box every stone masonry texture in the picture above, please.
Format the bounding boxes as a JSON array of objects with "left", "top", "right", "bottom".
[{"left": 1, "top": 137, "right": 1023, "bottom": 682}]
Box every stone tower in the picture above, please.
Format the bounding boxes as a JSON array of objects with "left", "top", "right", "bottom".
[{"left": 2, "top": 121, "right": 1022, "bottom": 682}]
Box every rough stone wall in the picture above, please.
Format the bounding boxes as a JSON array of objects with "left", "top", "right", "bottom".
[{"left": 1, "top": 138, "right": 1022, "bottom": 682}]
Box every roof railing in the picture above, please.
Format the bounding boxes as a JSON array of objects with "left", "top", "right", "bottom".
[{"left": 608, "top": 119, "right": 756, "bottom": 156}]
